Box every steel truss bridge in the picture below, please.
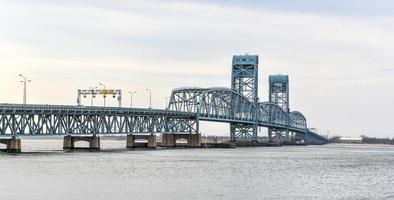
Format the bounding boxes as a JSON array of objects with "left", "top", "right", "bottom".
[
  {"left": 0, "top": 104, "right": 196, "bottom": 135},
  {"left": 0, "top": 55, "right": 328, "bottom": 145},
  {"left": 168, "top": 87, "right": 327, "bottom": 144}
]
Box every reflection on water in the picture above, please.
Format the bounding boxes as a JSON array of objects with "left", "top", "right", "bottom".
[{"left": 1, "top": 139, "right": 394, "bottom": 200}]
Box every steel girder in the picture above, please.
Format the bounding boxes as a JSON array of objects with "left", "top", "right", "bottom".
[
  {"left": 0, "top": 104, "right": 196, "bottom": 136},
  {"left": 168, "top": 87, "right": 256, "bottom": 123},
  {"left": 290, "top": 111, "right": 307, "bottom": 129},
  {"left": 304, "top": 130, "right": 330, "bottom": 144},
  {"left": 258, "top": 102, "right": 290, "bottom": 128},
  {"left": 268, "top": 75, "right": 289, "bottom": 113}
]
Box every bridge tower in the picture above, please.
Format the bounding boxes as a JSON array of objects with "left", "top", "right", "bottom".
[
  {"left": 268, "top": 75, "right": 290, "bottom": 143},
  {"left": 230, "top": 54, "right": 259, "bottom": 141}
]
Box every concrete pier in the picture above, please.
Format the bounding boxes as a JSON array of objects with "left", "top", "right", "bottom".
[
  {"left": 161, "top": 133, "right": 201, "bottom": 148},
  {"left": 161, "top": 133, "right": 175, "bottom": 147},
  {"left": 187, "top": 134, "right": 202, "bottom": 147},
  {"left": 0, "top": 137, "right": 21, "bottom": 153},
  {"left": 63, "top": 135, "right": 101, "bottom": 150},
  {"left": 126, "top": 134, "right": 157, "bottom": 148}
]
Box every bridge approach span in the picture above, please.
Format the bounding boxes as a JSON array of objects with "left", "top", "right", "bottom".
[{"left": 0, "top": 104, "right": 196, "bottom": 136}]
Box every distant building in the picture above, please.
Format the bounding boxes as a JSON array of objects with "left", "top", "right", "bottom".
[{"left": 338, "top": 136, "right": 362, "bottom": 144}]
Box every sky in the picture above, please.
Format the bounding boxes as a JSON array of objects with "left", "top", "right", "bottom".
[{"left": 0, "top": 0, "right": 393, "bottom": 137}]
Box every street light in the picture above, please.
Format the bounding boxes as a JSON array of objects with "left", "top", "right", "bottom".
[
  {"left": 164, "top": 96, "right": 169, "bottom": 109},
  {"left": 128, "top": 91, "right": 136, "bottom": 108},
  {"left": 19, "top": 74, "right": 31, "bottom": 105},
  {"left": 99, "top": 83, "right": 106, "bottom": 107},
  {"left": 145, "top": 89, "right": 152, "bottom": 109}
]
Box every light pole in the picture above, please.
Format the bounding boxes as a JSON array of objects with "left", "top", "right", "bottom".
[
  {"left": 128, "top": 91, "right": 136, "bottom": 108},
  {"left": 19, "top": 74, "right": 31, "bottom": 105},
  {"left": 164, "top": 96, "right": 169, "bottom": 109},
  {"left": 99, "top": 83, "right": 106, "bottom": 107},
  {"left": 89, "top": 86, "right": 98, "bottom": 106},
  {"left": 145, "top": 89, "right": 152, "bottom": 109}
]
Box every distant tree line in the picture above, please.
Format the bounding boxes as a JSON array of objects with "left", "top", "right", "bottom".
[
  {"left": 328, "top": 136, "right": 341, "bottom": 143},
  {"left": 360, "top": 135, "right": 394, "bottom": 145},
  {"left": 328, "top": 135, "right": 394, "bottom": 144}
]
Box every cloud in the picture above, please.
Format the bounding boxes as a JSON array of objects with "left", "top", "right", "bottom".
[{"left": 379, "top": 68, "right": 394, "bottom": 72}]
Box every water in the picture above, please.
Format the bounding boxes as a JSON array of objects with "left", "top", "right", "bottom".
[{"left": 1, "top": 139, "right": 394, "bottom": 200}]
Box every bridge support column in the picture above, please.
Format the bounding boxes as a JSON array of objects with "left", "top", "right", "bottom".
[
  {"left": 63, "top": 135, "right": 101, "bottom": 151},
  {"left": 126, "top": 134, "right": 135, "bottom": 148},
  {"left": 161, "top": 133, "right": 201, "bottom": 148},
  {"left": 147, "top": 134, "right": 157, "bottom": 148},
  {"left": 63, "top": 136, "right": 73, "bottom": 150},
  {"left": 187, "top": 133, "right": 201, "bottom": 148},
  {"left": 89, "top": 135, "right": 101, "bottom": 150},
  {"left": 161, "top": 133, "right": 175, "bottom": 147},
  {"left": 126, "top": 134, "right": 157, "bottom": 148},
  {"left": 0, "top": 137, "right": 21, "bottom": 153}
]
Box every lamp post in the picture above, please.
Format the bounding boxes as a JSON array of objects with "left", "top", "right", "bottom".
[
  {"left": 164, "top": 96, "right": 169, "bottom": 109},
  {"left": 128, "top": 91, "right": 136, "bottom": 108},
  {"left": 99, "top": 83, "right": 106, "bottom": 107},
  {"left": 145, "top": 89, "right": 152, "bottom": 109},
  {"left": 19, "top": 74, "right": 31, "bottom": 105}
]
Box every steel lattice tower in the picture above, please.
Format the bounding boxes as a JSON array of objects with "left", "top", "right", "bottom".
[
  {"left": 230, "top": 55, "right": 259, "bottom": 141},
  {"left": 268, "top": 75, "right": 290, "bottom": 143}
]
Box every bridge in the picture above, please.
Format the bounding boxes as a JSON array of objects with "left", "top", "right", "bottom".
[
  {"left": 167, "top": 87, "right": 327, "bottom": 144},
  {"left": 0, "top": 54, "right": 329, "bottom": 152}
]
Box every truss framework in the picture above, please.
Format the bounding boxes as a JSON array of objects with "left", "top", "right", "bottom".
[
  {"left": 168, "top": 87, "right": 308, "bottom": 132},
  {"left": 230, "top": 55, "right": 259, "bottom": 141},
  {"left": 0, "top": 104, "right": 196, "bottom": 136},
  {"left": 268, "top": 75, "right": 290, "bottom": 142},
  {"left": 168, "top": 87, "right": 329, "bottom": 143}
]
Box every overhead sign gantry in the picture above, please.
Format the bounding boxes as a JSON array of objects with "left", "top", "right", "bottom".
[{"left": 77, "top": 89, "right": 122, "bottom": 107}]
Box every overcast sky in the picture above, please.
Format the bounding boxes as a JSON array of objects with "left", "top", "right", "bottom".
[{"left": 0, "top": 0, "right": 393, "bottom": 137}]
